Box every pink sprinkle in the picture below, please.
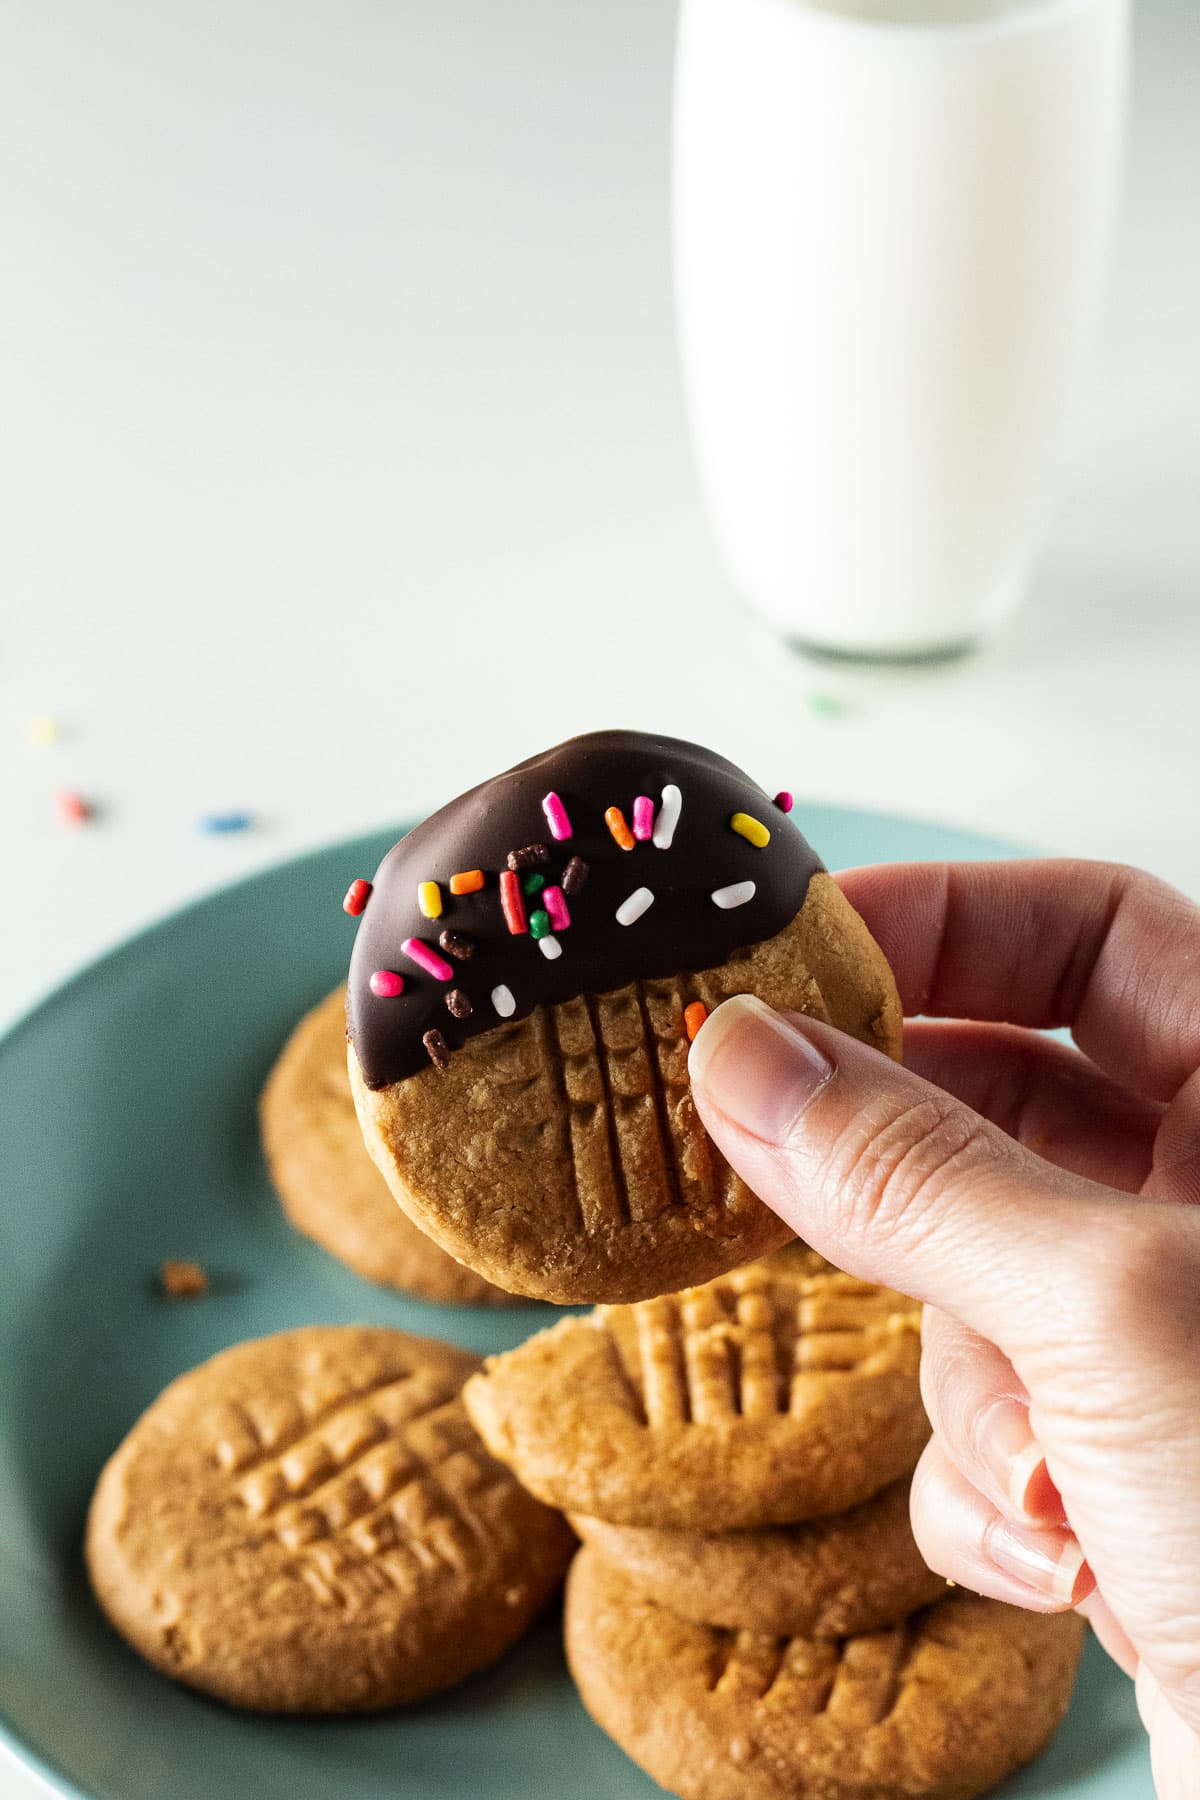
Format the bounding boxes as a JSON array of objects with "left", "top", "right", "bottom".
[
  {"left": 632, "top": 796, "right": 654, "bottom": 841},
  {"left": 369, "top": 969, "right": 404, "bottom": 999},
  {"left": 543, "top": 884, "right": 571, "bottom": 931},
  {"left": 401, "top": 937, "right": 455, "bottom": 982},
  {"left": 773, "top": 790, "right": 794, "bottom": 813},
  {"left": 542, "top": 791, "right": 572, "bottom": 841}
]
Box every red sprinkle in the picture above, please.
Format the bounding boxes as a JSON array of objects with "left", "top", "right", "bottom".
[
  {"left": 343, "top": 877, "right": 372, "bottom": 916},
  {"left": 55, "top": 790, "right": 89, "bottom": 828},
  {"left": 499, "top": 870, "right": 527, "bottom": 935},
  {"left": 773, "top": 790, "right": 794, "bottom": 813}
]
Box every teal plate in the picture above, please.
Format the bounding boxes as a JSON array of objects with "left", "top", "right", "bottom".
[{"left": 0, "top": 807, "right": 1150, "bottom": 1800}]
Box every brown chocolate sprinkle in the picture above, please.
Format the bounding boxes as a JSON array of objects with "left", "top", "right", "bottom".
[
  {"left": 506, "top": 843, "right": 550, "bottom": 871},
  {"left": 561, "top": 855, "right": 589, "bottom": 896},
  {"left": 446, "top": 987, "right": 472, "bottom": 1019},
  {"left": 422, "top": 1028, "right": 451, "bottom": 1070},
  {"left": 438, "top": 929, "right": 474, "bottom": 960}
]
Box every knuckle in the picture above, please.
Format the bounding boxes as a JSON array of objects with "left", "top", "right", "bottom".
[
  {"left": 817, "top": 1091, "right": 998, "bottom": 1252},
  {"left": 1077, "top": 1205, "right": 1200, "bottom": 1350}
]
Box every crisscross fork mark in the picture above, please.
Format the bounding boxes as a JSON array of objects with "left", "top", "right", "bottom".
[
  {"left": 212, "top": 1371, "right": 422, "bottom": 1475},
  {"left": 235, "top": 1382, "right": 469, "bottom": 1524}
]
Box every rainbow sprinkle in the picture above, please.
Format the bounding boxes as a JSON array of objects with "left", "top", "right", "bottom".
[
  {"left": 449, "top": 869, "right": 484, "bottom": 895},
  {"left": 632, "top": 795, "right": 654, "bottom": 841},
  {"left": 402, "top": 937, "right": 455, "bottom": 981},
  {"left": 542, "top": 791, "right": 573, "bottom": 840},
  {"left": 492, "top": 985, "right": 516, "bottom": 1017},
  {"left": 652, "top": 784, "right": 682, "bottom": 849},
  {"left": 342, "top": 878, "right": 372, "bottom": 916},
  {"left": 773, "top": 791, "right": 794, "bottom": 813},
  {"left": 616, "top": 887, "right": 655, "bottom": 926},
  {"left": 543, "top": 884, "right": 570, "bottom": 931},
  {"left": 730, "top": 812, "right": 770, "bottom": 849},
  {"left": 417, "top": 880, "right": 443, "bottom": 919},
  {"left": 369, "top": 969, "right": 404, "bottom": 998},
  {"left": 712, "top": 881, "right": 756, "bottom": 910}
]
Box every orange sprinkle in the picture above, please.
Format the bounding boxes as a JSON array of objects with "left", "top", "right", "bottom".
[
  {"left": 605, "top": 806, "right": 635, "bottom": 851},
  {"left": 449, "top": 869, "right": 485, "bottom": 896},
  {"left": 684, "top": 1002, "right": 708, "bottom": 1042}
]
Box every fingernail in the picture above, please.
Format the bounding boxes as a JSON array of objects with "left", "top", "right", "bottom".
[
  {"left": 689, "top": 995, "right": 835, "bottom": 1144},
  {"left": 975, "top": 1399, "right": 1066, "bottom": 1526},
  {"left": 985, "top": 1519, "right": 1095, "bottom": 1606}
]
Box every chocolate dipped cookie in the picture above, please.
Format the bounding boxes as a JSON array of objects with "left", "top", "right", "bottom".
[{"left": 347, "top": 730, "right": 901, "bottom": 1303}]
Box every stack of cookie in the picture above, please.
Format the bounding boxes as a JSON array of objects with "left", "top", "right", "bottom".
[{"left": 465, "top": 1251, "right": 1085, "bottom": 1800}]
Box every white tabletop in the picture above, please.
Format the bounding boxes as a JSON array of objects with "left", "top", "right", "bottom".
[{"left": 0, "top": 0, "right": 1197, "bottom": 1782}]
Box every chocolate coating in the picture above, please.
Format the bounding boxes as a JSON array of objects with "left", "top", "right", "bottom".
[{"left": 347, "top": 731, "right": 824, "bottom": 1088}]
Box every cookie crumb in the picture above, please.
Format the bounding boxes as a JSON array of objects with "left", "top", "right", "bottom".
[{"left": 161, "top": 1260, "right": 207, "bottom": 1299}]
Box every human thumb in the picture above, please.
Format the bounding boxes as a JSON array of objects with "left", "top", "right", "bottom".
[{"left": 689, "top": 994, "right": 1114, "bottom": 1353}]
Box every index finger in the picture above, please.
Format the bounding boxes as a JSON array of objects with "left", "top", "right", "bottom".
[{"left": 835, "top": 859, "right": 1200, "bottom": 1104}]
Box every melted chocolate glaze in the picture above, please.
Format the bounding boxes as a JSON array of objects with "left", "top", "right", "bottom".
[{"left": 347, "top": 730, "right": 824, "bottom": 1088}]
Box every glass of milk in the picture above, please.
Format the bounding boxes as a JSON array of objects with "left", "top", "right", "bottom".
[{"left": 673, "top": 0, "right": 1129, "bottom": 658}]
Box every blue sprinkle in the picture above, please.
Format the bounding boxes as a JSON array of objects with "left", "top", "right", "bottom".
[{"left": 197, "top": 811, "right": 253, "bottom": 835}]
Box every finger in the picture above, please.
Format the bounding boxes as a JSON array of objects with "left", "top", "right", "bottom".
[
  {"left": 904, "top": 1020, "right": 1161, "bottom": 1194},
  {"left": 834, "top": 860, "right": 1200, "bottom": 1103},
  {"left": 1077, "top": 1592, "right": 1139, "bottom": 1679},
  {"left": 910, "top": 1438, "right": 1094, "bottom": 1613},
  {"left": 1137, "top": 1666, "right": 1200, "bottom": 1797},
  {"left": 1145, "top": 1067, "right": 1200, "bottom": 1206},
  {"left": 919, "top": 1307, "right": 1065, "bottom": 1527},
  {"left": 689, "top": 995, "right": 1118, "bottom": 1350}
]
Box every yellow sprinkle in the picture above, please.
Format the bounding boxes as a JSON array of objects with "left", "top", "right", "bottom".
[
  {"left": 730, "top": 811, "right": 770, "bottom": 849},
  {"left": 417, "top": 881, "right": 443, "bottom": 919},
  {"left": 25, "top": 715, "right": 60, "bottom": 747}
]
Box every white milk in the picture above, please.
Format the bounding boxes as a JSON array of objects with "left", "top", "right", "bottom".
[{"left": 673, "top": 0, "right": 1129, "bottom": 656}]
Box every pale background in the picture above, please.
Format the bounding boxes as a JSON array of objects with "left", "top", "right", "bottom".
[
  {"left": 2, "top": 0, "right": 1198, "bottom": 1046},
  {"left": 0, "top": 1, "right": 1197, "bottom": 1792}
]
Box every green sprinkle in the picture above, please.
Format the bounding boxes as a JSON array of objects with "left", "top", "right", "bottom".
[
  {"left": 522, "top": 870, "right": 546, "bottom": 896},
  {"left": 807, "top": 691, "right": 845, "bottom": 718},
  {"left": 528, "top": 908, "right": 551, "bottom": 939}
]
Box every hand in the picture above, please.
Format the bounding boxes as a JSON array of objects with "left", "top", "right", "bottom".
[{"left": 689, "top": 860, "right": 1200, "bottom": 1800}]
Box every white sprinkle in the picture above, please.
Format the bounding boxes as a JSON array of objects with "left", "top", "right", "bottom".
[
  {"left": 537, "top": 934, "right": 562, "bottom": 960},
  {"left": 652, "top": 783, "right": 682, "bottom": 850},
  {"left": 712, "top": 881, "right": 756, "bottom": 910},
  {"left": 616, "top": 886, "right": 655, "bottom": 927},
  {"left": 491, "top": 984, "right": 516, "bottom": 1017}
]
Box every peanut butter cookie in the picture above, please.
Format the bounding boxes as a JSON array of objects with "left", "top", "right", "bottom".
[
  {"left": 346, "top": 730, "right": 901, "bottom": 1303},
  {"left": 464, "top": 1259, "right": 926, "bottom": 1528},
  {"left": 86, "top": 1326, "right": 573, "bottom": 1712},
  {"left": 261, "top": 986, "right": 517, "bottom": 1304},
  {"left": 571, "top": 1478, "right": 944, "bottom": 1638},
  {"left": 566, "top": 1548, "right": 1085, "bottom": 1800}
]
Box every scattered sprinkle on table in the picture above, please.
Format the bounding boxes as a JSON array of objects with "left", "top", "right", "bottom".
[
  {"left": 197, "top": 811, "right": 253, "bottom": 834},
  {"left": 160, "top": 1260, "right": 207, "bottom": 1299},
  {"left": 807, "top": 692, "right": 845, "bottom": 718},
  {"left": 55, "top": 790, "right": 90, "bottom": 828},
  {"left": 25, "top": 715, "right": 60, "bottom": 747}
]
